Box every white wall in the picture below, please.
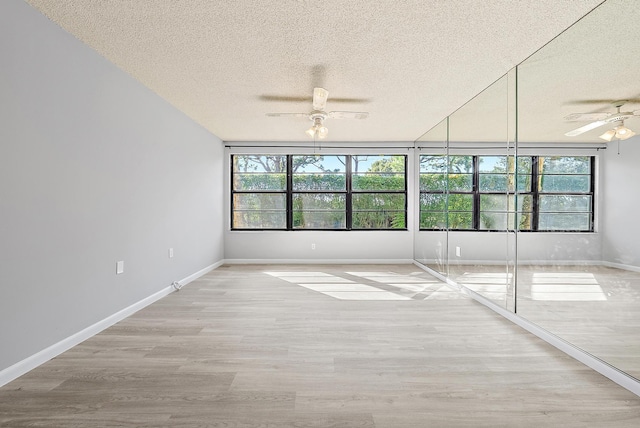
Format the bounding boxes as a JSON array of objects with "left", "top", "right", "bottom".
[
  {"left": 225, "top": 230, "right": 413, "bottom": 262},
  {"left": 0, "top": 0, "right": 224, "bottom": 372},
  {"left": 516, "top": 232, "right": 601, "bottom": 263},
  {"left": 414, "top": 231, "right": 601, "bottom": 265},
  {"left": 601, "top": 136, "right": 640, "bottom": 268}
]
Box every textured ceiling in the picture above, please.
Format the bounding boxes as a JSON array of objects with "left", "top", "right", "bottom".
[{"left": 25, "top": 0, "right": 606, "bottom": 142}]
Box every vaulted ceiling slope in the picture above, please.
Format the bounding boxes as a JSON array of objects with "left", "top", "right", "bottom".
[{"left": 24, "top": 0, "right": 603, "bottom": 142}]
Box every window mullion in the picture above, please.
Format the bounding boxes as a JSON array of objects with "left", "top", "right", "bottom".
[
  {"left": 286, "top": 155, "right": 293, "bottom": 230},
  {"left": 590, "top": 156, "right": 595, "bottom": 231},
  {"left": 230, "top": 155, "right": 235, "bottom": 230},
  {"left": 473, "top": 156, "right": 480, "bottom": 230},
  {"left": 346, "top": 155, "right": 353, "bottom": 230},
  {"left": 531, "top": 156, "right": 540, "bottom": 231}
]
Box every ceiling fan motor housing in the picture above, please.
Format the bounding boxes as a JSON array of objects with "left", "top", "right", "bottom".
[
  {"left": 607, "top": 113, "right": 631, "bottom": 123},
  {"left": 309, "top": 110, "right": 328, "bottom": 123}
]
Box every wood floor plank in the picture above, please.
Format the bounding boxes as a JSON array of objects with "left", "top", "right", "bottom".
[{"left": 1, "top": 264, "right": 639, "bottom": 427}]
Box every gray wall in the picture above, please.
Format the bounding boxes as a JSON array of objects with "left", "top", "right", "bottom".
[
  {"left": 0, "top": 0, "right": 224, "bottom": 371},
  {"left": 414, "top": 231, "right": 601, "bottom": 265},
  {"left": 601, "top": 136, "right": 640, "bottom": 268},
  {"left": 225, "top": 230, "right": 413, "bottom": 262}
]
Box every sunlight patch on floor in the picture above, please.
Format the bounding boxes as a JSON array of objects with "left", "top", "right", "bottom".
[
  {"left": 531, "top": 272, "right": 606, "bottom": 301},
  {"left": 265, "top": 271, "right": 463, "bottom": 301}
]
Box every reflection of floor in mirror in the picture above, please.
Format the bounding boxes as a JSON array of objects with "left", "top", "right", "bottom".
[
  {"left": 451, "top": 269, "right": 512, "bottom": 303},
  {"left": 2, "top": 263, "right": 639, "bottom": 426},
  {"left": 449, "top": 263, "right": 640, "bottom": 383}
]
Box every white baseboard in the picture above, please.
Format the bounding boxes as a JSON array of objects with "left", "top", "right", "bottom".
[
  {"left": 414, "top": 261, "right": 640, "bottom": 397},
  {"left": 223, "top": 258, "right": 414, "bottom": 265},
  {"left": 416, "top": 258, "right": 640, "bottom": 271},
  {"left": 0, "top": 261, "right": 221, "bottom": 388},
  {"left": 417, "top": 258, "right": 602, "bottom": 266},
  {"left": 181, "top": 260, "right": 224, "bottom": 283},
  {"left": 514, "top": 259, "right": 602, "bottom": 266},
  {"left": 601, "top": 260, "right": 640, "bottom": 273}
]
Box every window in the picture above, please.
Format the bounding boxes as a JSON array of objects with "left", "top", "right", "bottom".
[
  {"left": 478, "top": 156, "right": 532, "bottom": 231},
  {"left": 351, "top": 155, "right": 407, "bottom": 229},
  {"left": 537, "top": 156, "right": 593, "bottom": 231},
  {"left": 232, "top": 154, "right": 407, "bottom": 230},
  {"left": 231, "top": 155, "right": 287, "bottom": 229},
  {"left": 419, "top": 155, "right": 593, "bottom": 232},
  {"left": 420, "top": 155, "right": 473, "bottom": 229},
  {"left": 292, "top": 155, "right": 347, "bottom": 229}
]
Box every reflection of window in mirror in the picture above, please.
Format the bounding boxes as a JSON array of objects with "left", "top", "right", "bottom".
[{"left": 419, "top": 155, "right": 593, "bottom": 232}]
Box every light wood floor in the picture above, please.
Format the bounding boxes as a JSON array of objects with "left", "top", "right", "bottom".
[
  {"left": 448, "top": 263, "right": 640, "bottom": 380},
  {"left": 1, "top": 264, "right": 640, "bottom": 427}
]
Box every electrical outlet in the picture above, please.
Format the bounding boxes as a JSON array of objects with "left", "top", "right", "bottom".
[
  {"left": 455, "top": 246, "right": 461, "bottom": 257},
  {"left": 311, "top": 243, "right": 316, "bottom": 250},
  {"left": 169, "top": 248, "right": 174, "bottom": 258},
  {"left": 116, "top": 260, "right": 124, "bottom": 274}
]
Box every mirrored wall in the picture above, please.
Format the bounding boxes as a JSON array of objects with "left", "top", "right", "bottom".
[
  {"left": 415, "top": 0, "right": 640, "bottom": 383},
  {"left": 416, "top": 70, "right": 518, "bottom": 312}
]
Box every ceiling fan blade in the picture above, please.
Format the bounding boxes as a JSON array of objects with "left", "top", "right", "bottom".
[
  {"left": 564, "top": 120, "right": 609, "bottom": 137},
  {"left": 260, "top": 95, "right": 311, "bottom": 103},
  {"left": 564, "top": 112, "right": 612, "bottom": 121},
  {"left": 313, "top": 87, "right": 329, "bottom": 111},
  {"left": 329, "top": 97, "right": 372, "bottom": 104},
  {"left": 265, "top": 113, "right": 310, "bottom": 118},
  {"left": 567, "top": 98, "right": 640, "bottom": 105},
  {"left": 328, "top": 111, "right": 369, "bottom": 120}
]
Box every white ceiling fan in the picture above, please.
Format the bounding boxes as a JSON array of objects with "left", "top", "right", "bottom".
[
  {"left": 266, "top": 87, "right": 369, "bottom": 139},
  {"left": 564, "top": 101, "right": 640, "bottom": 141}
]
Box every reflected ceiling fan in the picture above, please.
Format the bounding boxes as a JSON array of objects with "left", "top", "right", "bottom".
[
  {"left": 266, "top": 87, "right": 369, "bottom": 139},
  {"left": 564, "top": 101, "right": 640, "bottom": 141}
]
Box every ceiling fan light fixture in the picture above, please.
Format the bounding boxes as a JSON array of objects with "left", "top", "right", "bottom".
[
  {"left": 599, "top": 121, "right": 636, "bottom": 141},
  {"left": 305, "top": 126, "right": 316, "bottom": 138},
  {"left": 599, "top": 129, "right": 616, "bottom": 141},
  {"left": 306, "top": 117, "right": 328, "bottom": 139},
  {"left": 305, "top": 125, "right": 328, "bottom": 139},
  {"left": 617, "top": 126, "right": 636, "bottom": 140}
]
